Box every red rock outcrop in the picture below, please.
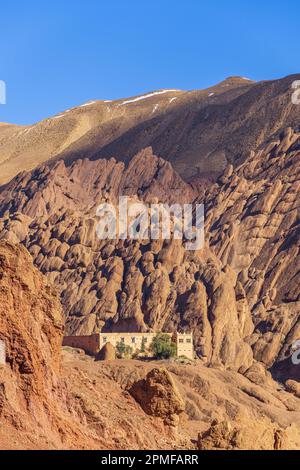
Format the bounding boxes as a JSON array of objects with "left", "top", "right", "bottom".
[
  {"left": 97, "top": 342, "right": 116, "bottom": 361},
  {"left": 0, "top": 241, "right": 70, "bottom": 448},
  {"left": 197, "top": 419, "right": 296, "bottom": 451},
  {"left": 129, "top": 368, "right": 185, "bottom": 426},
  {"left": 0, "top": 241, "right": 63, "bottom": 404}
]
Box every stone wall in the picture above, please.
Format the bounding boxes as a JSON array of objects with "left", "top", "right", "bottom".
[
  {"left": 99, "top": 332, "right": 158, "bottom": 353},
  {"left": 62, "top": 334, "right": 100, "bottom": 355}
]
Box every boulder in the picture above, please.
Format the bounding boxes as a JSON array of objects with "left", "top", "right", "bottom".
[
  {"left": 129, "top": 368, "right": 185, "bottom": 426},
  {"left": 97, "top": 342, "right": 116, "bottom": 361},
  {"left": 197, "top": 418, "right": 298, "bottom": 451},
  {"left": 286, "top": 380, "right": 300, "bottom": 398}
]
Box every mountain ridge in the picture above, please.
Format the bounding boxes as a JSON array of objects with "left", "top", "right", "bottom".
[{"left": 1, "top": 73, "right": 298, "bottom": 191}]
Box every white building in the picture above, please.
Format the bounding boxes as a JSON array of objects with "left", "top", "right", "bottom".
[{"left": 63, "top": 332, "right": 194, "bottom": 360}]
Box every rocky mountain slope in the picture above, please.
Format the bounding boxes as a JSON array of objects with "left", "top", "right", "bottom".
[
  {"left": 0, "top": 149, "right": 255, "bottom": 372},
  {"left": 0, "top": 124, "right": 299, "bottom": 378},
  {"left": 0, "top": 147, "right": 194, "bottom": 218},
  {"left": 204, "top": 127, "right": 300, "bottom": 379},
  {"left": 1, "top": 74, "right": 300, "bottom": 185},
  {"left": 62, "top": 352, "right": 300, "bottom": 451},
  {"left": 1, "top": 241, "right": 300, "bottom": 450}
]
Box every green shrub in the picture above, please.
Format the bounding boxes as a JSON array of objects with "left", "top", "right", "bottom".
[
  {"left": 116, "top": 342, "right": 133, "bottom": 359},
  {"left": 150, "top": 333, "right": 176, "bottom": 360},
  {"left": 124, "top": 345, "right": 133, "bottom": 358},
  {"left": 132, "top": 349, "right": 141, "bottom": 359}
]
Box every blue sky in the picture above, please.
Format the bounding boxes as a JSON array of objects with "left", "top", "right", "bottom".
[{"left": 0, "top": 0, "right": 299, "bottom": 125}]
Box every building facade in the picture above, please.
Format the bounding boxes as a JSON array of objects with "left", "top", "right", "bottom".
[{"left": 63, "top": 332, "right": 194, "bottom": 360}]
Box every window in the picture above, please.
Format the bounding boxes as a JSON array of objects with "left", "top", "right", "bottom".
[
  {"left": 121, "top": 337, "right": 125, "bottom": 343},
  {"left": 186, "top": 338, "right": 192, "bottom": 344},
  {"left": 178, "top": 339, "right": 184, "bottom": 344},
  {"left": 103, "top": 337, "right": 107, "bottom": 343},
  {"left": 143, "top": 337, "right": 148, "bottom": 343},
  {"left": 131, "top": 337, "right": 136, "bottom": 344}
]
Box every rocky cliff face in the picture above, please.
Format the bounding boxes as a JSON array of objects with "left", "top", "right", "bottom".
[
  {"left": 0, "top": 241, "right": 65, "bottom": 447},
  {"left": 0, "top": 241, "right": 63, "bottom": 398},
  {"left": 0, "top": 147, "right": 194, "bottom": 219},
  {"left": 205, "top": 128, "right": 300, "bottom": 376}
]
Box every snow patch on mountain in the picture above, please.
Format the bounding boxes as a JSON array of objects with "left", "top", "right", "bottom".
[{"left": 120, "top": 90, "right": 180, "bottom": 106}]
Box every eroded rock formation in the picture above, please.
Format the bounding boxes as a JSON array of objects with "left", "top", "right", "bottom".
[
  {"left": 0, "top": 241, "right": 63, "bottom": 402},
  {"left": 130, "top": 368, "right": 185, "bottom": 426},
  {"left": 197, "top": 419, "right": 297, "bottom": 451},
  {"left": 0, "top": 149, "right": 254, "bottom": 373},
  {"left": 97, "top": 343, "right": 116, "bottom": 361},
  {"left": 0, "top": 124, "right": 299, "bottom": 382},
  {"left": 205, "top": 128, "right": 300, "bottom": 376}
]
